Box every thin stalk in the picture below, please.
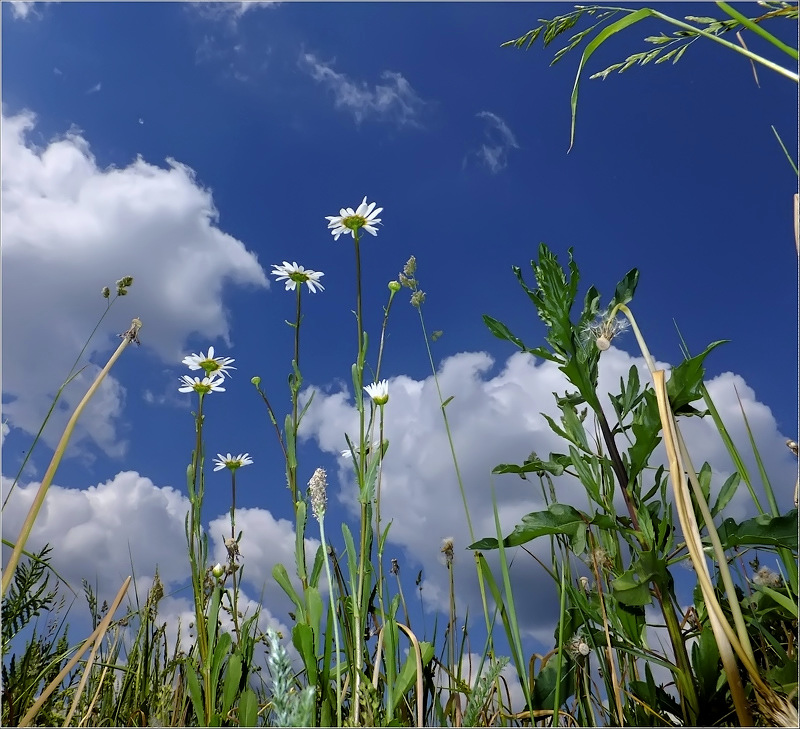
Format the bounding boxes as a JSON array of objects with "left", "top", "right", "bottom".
[
  {"left": 4, "top": 290, "right": 126, "bottom": 510},
  {"left": 229, "top": 470, "right": 241, "bottom": 643},
  {"left": 352, "top": 229, "right": 368, "bottom": 725},
  {"left": 716, "top": 1, "right": 798, "bottom": 60},
  {"left": 319, "top": 517, "right": 343, "bottom": 727},
  {"left": 3, "top": 319, "right": 142, "bottom": 595}
]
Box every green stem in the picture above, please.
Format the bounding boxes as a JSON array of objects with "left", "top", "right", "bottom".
[
  {"left": 716, "top": 0, "right": 798, "bottom": 60},
  {"left": 319, "top": 518, "right": 343, "bottom": 727},
  {"left": 230, "top": 471, "right": 241, "bottom": 643}
]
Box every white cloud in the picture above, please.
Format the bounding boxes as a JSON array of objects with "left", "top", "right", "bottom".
[
  {"left": 466, "top": 111, "right": 519, "bottom": 174},
  {"left": 1, "top": 471, "right": 307, "bottom": 638},
  {"left": 299, "top": 52, "right": 425, "bottom": 127},
  {"left": 298, "top": 347, "right": 796, "bottom": 639},
  {"left": 1, "top": 110, "right": 268, "bottom": 456},
  {"left": 192, "top": 1, "right": 279, "bottom": 25},
  {"left": 8, "top": 1, "right": 39, "bottom": 20},
  {"left": 86, "top": 82, "right": 102, "bottom": 95}
]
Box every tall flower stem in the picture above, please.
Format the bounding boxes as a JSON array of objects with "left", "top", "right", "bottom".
[
  {"left": 3, "top": 318, "right": 142, "bottom": 596},
  {"left": 186, "top": 394, "right": 212, "bottom": 724},
  {"left": 352, "top": 229, "right": 369, "bottom": 725},
  {"left": 229, "top": 471, "right": 241, "bottom": 642}
]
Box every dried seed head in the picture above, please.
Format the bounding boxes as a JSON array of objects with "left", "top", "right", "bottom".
[
  {"left": 441, "top": 537, "right": 455, "bottom": 566},
  {"left": 753, "top": 565, "right": 782, "bottom": 588}
]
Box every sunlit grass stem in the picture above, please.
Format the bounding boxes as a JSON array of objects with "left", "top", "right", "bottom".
[{"left": 2, "top": 318, "right": 142, "bottom": 597}]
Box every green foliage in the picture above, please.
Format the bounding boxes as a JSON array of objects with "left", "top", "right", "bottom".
[{"left": 2, "top": 545, "right": 60, "bottom": 654}]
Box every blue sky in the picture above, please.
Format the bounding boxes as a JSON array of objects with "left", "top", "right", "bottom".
[{"left": 2, "top": 0, "right": 798, "bottom": 679}]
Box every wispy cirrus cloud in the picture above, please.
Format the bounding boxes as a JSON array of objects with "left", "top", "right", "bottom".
[
  {"left": 299, "top": 52, "right": 426, "bottom": 128},
  {"left": 465, "top": 110, "right": 519, "bottom": 174},
  {"left": 191, "top": 1, "right": 280, "bottom": 25},
  {"left": 8, "top": 1, "right": 41, "bottom": 20}
]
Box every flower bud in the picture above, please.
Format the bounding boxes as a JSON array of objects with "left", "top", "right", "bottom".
[
  {"left": 388, "top": 280, "right": 401, "bottom": 293},
  {"left": 211, "top": 563, "right": 225, "bottom": 578}
]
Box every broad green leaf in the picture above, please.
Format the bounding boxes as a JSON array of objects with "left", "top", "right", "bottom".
[
  {"left": 468, "top": 503, "right": 588, "bottom": 552},
  {"left": 304, "top": 585, "right": 324, "bottom": 653},
  {"left": 292, "top": 622, "right": 318, "bottom": 685},
  {"left": 221, "top": 653, "right": 242, "bottom": 715},
  {"left": 715, "top": 510, "right": 797, "bottom": 550},
  {"left": 238, "top": 688, "right": 258, "bottom": 727},
  {"left": 611, "top": 549, "right": 667, "bottom": 606},
  {"left": 531, "top": 658, "right": 575, "bottom": 710}
]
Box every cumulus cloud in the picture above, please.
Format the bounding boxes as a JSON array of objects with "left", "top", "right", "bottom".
[
  {"left": 297, "top": 347, "right": 796, "bottom": 642},
  {"left": 299, "top": 52, "right": 425, "bottom": 127},
  {"left": 2, "top": 110, "right": 268, "bottom": 456},
  {"left": 465, "top": 111, "right": 519, "bottom": 174},
  {"left": 1, "top": 471, "right": 308, "bottom": 634}
]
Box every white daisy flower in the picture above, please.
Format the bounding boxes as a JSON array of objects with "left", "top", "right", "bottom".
[
  {"left": 182, "top": 346, "right": 236, "bottom": 378},
  {"left": 271, "top": 261, "right": 325, "bottom": 293},
  {"left": 178, "top": 374, "right": 227, "bottom": 395},
  {"left": 363, "top": 379, "right": 389, "bottom": 406},
  {"left": 325, "top": 196, "right": 383, "bottom": 240},
  {"left": 212, "top": 453, "right": 254, "bottom": 472}
]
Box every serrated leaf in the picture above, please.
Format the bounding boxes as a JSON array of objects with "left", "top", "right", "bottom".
[
  {"left": 492, "top": 457, "right": 565, "bottom": 477},
  {"left": 483, "top": 314, "right": 527, "bottom": 350},
  {"left": 666, "top": 340, "right": 727, "bottom": 414}
]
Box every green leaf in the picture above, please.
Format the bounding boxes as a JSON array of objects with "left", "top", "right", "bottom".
[
  {"left": 483, "top": 315, "right": 527, "bottom": 350},
  {"left": 221, "top": 653, "right": 243, "bottom": 716},
  {"left": 531, "top": 658, "right": 575, "bottom": 710},
  {"left": 468, "top": 503, "right": 588, "bottom": 553},
  {"left": 568, "top": 8, "right": 653, "bottom": 149},
  {"left": 273, "top": 563, "right": 305, "bottom": 621},
  {"left": 492, "top": 457, "right": 564, "bottom": 478},
  {"left": 211, "top": 630, "right": 233, "bottom": 697},
  {"left": 309, "top": 543, "right": 325, "bottom": 589},
  {"left": 715, "top": 510, "right": 797, "bottom": 550},
  {"left": 392, "top": 641, "right": 434, "bottom": 712},
  {"left": 609, "top": 268, "right": 639, "bottom": 310},
  {"left": 184, "top": 665, "right": 204, "bottom": 725},
  {"left": 238, "top": 688, "right": 258, "bottom": 727},
  {"left": 304, "top": 585, "right": 324, "bottom": 653},
  {"left": 295, "top": 499, "right": 308, "bottom": 583},
  {"left": 611, "top": 549, "right": 667, "bottom": 606},
  {"left": 569, "top": 446, "right": 601, "bottom": 505},
  {"left": 292, "top": 622, "right": 318, "bottom": 685},
  {"left": 666, "top": 340, "right": 727, "bottom": 414},
  {"left": 627, "top": 391, "right": 662, "bottom": 483}
]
